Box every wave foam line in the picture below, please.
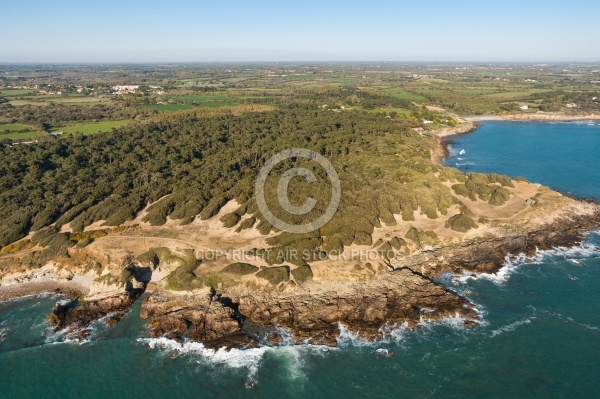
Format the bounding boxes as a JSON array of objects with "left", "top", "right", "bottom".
[
  {"left": 452, "top": 240, "right": 600, "bottom": 286},
  {"left": 138, "top": 336, "right": 327, "bottom": 386},
  {"left": 490, "top": 317, "right": 535, "bottom": 337},
  {"left": 336, "top": 307, "right": 485, "bottom": 348},
  {"left": 140, "top": 337, "right": 266, "bottom": 384}
]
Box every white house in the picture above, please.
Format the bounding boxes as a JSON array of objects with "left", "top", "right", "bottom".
[{"left": 111, "top": 85, "right": 139, "bottom": 95}]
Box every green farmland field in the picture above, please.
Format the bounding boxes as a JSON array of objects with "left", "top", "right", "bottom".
[
  {"left": 0, "top": 123, "right": 40, "bottom": 140},
  {"left": 0, "top": 89, "right": 37, "bottom": 97},
  {"left": 54, "top": 120, "right": 130, "bottom": 135},
  {"left": 140, "top": 104, "right": 194, "bottom": 111},
  {"left": 381, "top": 88, "right": 426, "bottom": 100}
]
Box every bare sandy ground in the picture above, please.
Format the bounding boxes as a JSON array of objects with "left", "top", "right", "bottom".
[{"left": 465, "top": 113, "right": 600, "bottom": 122}]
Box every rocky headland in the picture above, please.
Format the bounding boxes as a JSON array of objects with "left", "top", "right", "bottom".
[{"left": 1, "top": 120, "right": 599, "bottom": 350}]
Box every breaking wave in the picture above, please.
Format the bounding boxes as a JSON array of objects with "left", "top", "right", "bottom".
[
  {"left": 450, "top": 236, "right": 600, "bottom": 286},
  {"left": 490, "top": 317, "right": 535, "bottom": 337},
  {"left": 138, "top": 333, "right": 331, "bottom": 387},
  {"left": 140, "top": 337, "right": 268, "bottom": 385},
  {"left": 138, "top": 308, "right": 488, "bottom": 387},
  {"left": 541, "top": 310, "right": 600, "bottom": 334}
]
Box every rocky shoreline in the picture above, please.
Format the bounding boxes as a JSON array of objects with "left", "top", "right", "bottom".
[
  {"left": 139, "top": 267, "right": 478, "bottom": 349},
  {"left": 12, "top": 203, "right": 593, "bottom": 350},
  {"left": 135, "top": 208, "right": 600, "bottom": 349},
  {"left": 430, "top": 121, "right": 478, "bottom": 163}
]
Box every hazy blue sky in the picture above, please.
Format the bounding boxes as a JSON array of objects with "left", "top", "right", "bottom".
[{"left": 1, "top": 0, "right": 599, "bottom": 62}]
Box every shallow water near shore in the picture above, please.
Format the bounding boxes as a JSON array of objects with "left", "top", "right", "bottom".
[
  {"left": 445, "top": 120, "right": 600, "bottom": 199},
  {"left": 1, "top": 121, "right": 599, "bottom": 398}
]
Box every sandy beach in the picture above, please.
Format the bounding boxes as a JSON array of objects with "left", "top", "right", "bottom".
[{"left": 465, "top": 113, "right": 600, "bottom": 122}]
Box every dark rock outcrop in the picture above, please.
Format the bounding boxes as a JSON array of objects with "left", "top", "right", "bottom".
[
  {"left": 47, "top": 289, "right": 144, "bottom": 340},
  {"left": 139, "top": 293, "right": 250, "bottom": 349},
  {"left": 404, "top": 211, "right": 600, "bottom": 275},
  {"left": 140, "top": 268, "right": 476, "bottom": 349}
]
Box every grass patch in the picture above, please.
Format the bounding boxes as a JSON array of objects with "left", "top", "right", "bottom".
[
  {"left": 167, "top": 95, "right": 238, "bottom": 107},
  {"left": 381, "top": 88, "right": 426, "bottom": 100},
  {"left": 0, "top": 131, "right": 40, "bottom": 140},
  {"left": 140, "top": 104, "right": 194, "bottom": 111},
  {"left": 0, "top": 89, "right": 37, "bottom": 97},
  {"left": 366, "top": 107, "right": 412, "bottom": 115},
  {"left": 53, "top": 120, "right": 130, "bottom": 135},
  {"left": 291, "top": 265, "right": 313, "bottom": 284},
  {"left": 418, "top": 78, "right": 450, "bottom": 84},
  {"left": 484, "top": 89, "right": 551, "bottom": 99},
  {"left": 453, "top": 88, "right": 503, "bottom": 95},
  {"left": 0, "top": 123, "right": 37, "bottom": 132}
]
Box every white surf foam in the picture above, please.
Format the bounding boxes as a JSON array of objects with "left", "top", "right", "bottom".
[
  {"left": 580, "top": 324, "right": 600, "bottom": 332},
  {"left": 140, "top": 337, "right": 267, "bottom": 384},
  {"left": 452, "top": 254, "right": 522, "bottom": 286},
  {"left": 335, "top": 323, "right": 380, "bottom": 347},
  {"left": 335, "top": 321, "right": 413, "bottom": 348},
  {"left": 42, "top": 310, "right": 121, "bottom": 345},
  {"left": 419, "top": 311, "right": 472, "bottom": 331},
  {"left": 447, "top": 145, "right": 459, "bottom": 157},
  {"left": 419, "top": 304, "right": 489, "bottom": 330},
  {"left": 452, "top": 239, "right": 600, "bottom": 286},
  {"left": 0, "top": 291, "right": 63, "bottom": 305},
  {"left": 138, "top": 336, "right": 325, "bottom": 386},
  {"left": 533, "top": 237, "right": 600, "bottom": 262},
  {"left": 490, "top": 317, "right": 535, "bottom": 337},
  {"left": 542, "top": 310, "right": 600, "bottom": 333},
  {"left": 336, "top": 307, "right": 484, "bottom": 348}
]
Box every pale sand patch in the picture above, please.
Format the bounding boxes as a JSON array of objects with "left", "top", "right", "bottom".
[
  {"left": 465, "top": 113, "right": 600, "bottom": 122},
  {"left": 426, "top": 105, "right": 446, "bottom": 113},
  {"left": 432, "top": 121, "right": 477, "bottom": 138},
  {"left": 82, "top": 200, "right": 275, "bottom": 273}
]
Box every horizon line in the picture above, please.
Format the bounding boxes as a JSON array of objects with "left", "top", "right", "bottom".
[{"left": 1, "top": 60, "right": 599, "bottom": 65}]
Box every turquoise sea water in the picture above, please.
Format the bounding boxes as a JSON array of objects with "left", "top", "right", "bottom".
[{"left": 1, "top": 121, "right": 599, "bottom": 398}]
